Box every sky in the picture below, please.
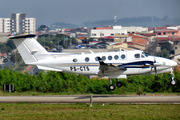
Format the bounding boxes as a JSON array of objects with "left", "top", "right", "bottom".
[{"left": 0, "top": 0, "right": 180, "bottom": 26}]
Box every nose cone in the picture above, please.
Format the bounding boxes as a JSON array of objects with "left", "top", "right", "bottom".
[
  {"left": 155, "top": 57, "right": 177, "bottom": 67},
  {"left": 171, "top": 60, "right": 177, "bottom": 67},
  {"left": 164, "top": 59, "right": 177, "bottom": 67}
]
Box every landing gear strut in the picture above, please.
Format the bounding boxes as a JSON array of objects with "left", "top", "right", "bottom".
[
  {"left": 170, "top": 68, "right": 176, "bottom": 86},
  {"left": 109, "top": 79, "right": 115, "bottom": 90}
]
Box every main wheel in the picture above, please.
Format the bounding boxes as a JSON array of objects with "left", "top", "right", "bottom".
[
  {"left": 109, "top": 84, "right": 116, "bottom": 90},
  {"left": 116, "top": 81, "right": 123, "bottom": 88},
  {"left": 171, "top": 79, "right": 177, "bottom": 86}
]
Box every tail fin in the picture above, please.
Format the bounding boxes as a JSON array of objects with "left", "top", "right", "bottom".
[{"left": 9, "top": 34, "right": 47, "bottom": 64}]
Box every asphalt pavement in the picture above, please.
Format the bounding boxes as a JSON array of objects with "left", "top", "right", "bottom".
[{"left": 0, "top": 95, "right": 180, "bottom": 103}]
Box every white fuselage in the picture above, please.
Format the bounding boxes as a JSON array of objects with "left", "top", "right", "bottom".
[
  {"left": 30, "top": 50, "right": 177, "bottom": 78},
  {"left": 9, "top": 34, "right": 178, "bottom": 87}
]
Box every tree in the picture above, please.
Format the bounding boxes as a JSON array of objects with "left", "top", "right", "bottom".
[
  {"left": 155, "top": 49, "right": 170, "bottom": 58},
  {"left": 161, "top": 42, "right": 173, "bottom": 52},
  {"left": 145, "top": 40, "right": 158, "bottom": 55},
  {"left": 37, "top": 25, "right": 50, "bottom": 31},
  {"left": 6, "top": 39, "right": 15, "bottom": 50}
]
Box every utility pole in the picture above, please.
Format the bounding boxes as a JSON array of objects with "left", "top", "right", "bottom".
[{"left": 114, "top": 16, "right": 117, "bottom": 26}]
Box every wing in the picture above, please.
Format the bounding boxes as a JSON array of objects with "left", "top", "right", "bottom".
[
  {"left": 97, "top": 57, "right": 127, "bottom": 72},
  {"left": 97, "top": 57, "right": 126, "bottom": 77},
  {"left": 97, "top": 57, "right": 156, "bottom": 77}
]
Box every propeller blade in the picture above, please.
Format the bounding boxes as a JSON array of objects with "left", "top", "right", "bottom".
[
  {"left": 154, "top": 66, "right": 157, "bottom": 74},
  {"left": 151, "top": 58, "right": 157, "bottom": 74}
]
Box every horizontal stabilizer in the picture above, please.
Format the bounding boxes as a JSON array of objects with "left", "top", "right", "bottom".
[{"left": 8, "top": 34, "right": 36, "bottom": 39}]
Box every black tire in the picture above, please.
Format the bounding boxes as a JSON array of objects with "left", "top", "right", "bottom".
[
  {"left": 109, "top": 84, "right": 116, "bottom": 90},
  {"left": 116, "top": 81, "right": 123, "bottom": 88},
  {"left": 171, "top": 79, "right": 177, "bottom": 86}
]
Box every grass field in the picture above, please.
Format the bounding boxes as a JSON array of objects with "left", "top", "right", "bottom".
[{"left": 0, "top": 103, "right": 180, "bottom": 120}]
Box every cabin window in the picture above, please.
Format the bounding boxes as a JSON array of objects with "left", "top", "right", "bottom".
[
  {"left": 141, "top": 54, "right": 145, "bottom": 58},
  {"left": 102, "top": 56, "right": 106, "bottom": 61},
  {"left": 85, "top": 57, "right": 90, "bottom": 62},
  {"left": 121, "top": 54, "right": 126, "bottom": 59},
  {"left": 92, "top": 34, "right": 96, "bottom": 36},
  {"left": 73, "top": 58, "right": 78, "bottom": 62},
  {"left": 108, "top": 56, "right": 112, "bottom": 60},
  {"left": 114, "top": 55, "right": 119, "bottom": 60},
  {"left": 142, "top": 52, "right": 148, "bottom": 57},
  {"left": 100, "top": 33, "right": 104, "bottom": 36},
  {"left": 134, "top": 54, "right": 140, "bottom": 58},
  {"left": 95, "top": 57, "right": 99, "bottom": 61}
]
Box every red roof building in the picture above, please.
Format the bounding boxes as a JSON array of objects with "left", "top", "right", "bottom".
[
  {"left": 154, "top": 29, "right": 180, "bottom": 37},
  {"left": 148, "top": 27, "right": 167, "bottom": 31},
  {"left": 129, "top": 33, "right": 148, "bottom": 45}
]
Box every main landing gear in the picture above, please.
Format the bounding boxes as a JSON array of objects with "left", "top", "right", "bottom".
[
  {"left": 109, "top": 79, "right": 123, "bottom": 90},
  {"left": 170, "top": 68, "right": 177, "bottom": 86}
]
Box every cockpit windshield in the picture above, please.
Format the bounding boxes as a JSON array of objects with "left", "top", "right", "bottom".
[{"left": 142, "top": 52, "right": 149, "bottom": 57}]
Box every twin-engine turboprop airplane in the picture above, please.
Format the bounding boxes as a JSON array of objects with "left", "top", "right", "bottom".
[{"left": 9, "top": 34, "right": 177, "bottom": 90}]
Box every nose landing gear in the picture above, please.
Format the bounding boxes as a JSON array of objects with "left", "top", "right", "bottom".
[{"left": 170, "top": 68, "right": 176, "bottom": 86}]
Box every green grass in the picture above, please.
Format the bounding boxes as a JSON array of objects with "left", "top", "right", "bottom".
[
  {"left": 0, "top": 90, "right": 179, "bottom": 96},
  {"left": 0, "top": 103, "right": 179, "bottom": 120}
]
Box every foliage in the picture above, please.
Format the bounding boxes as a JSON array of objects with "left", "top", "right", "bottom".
[
  {"left": 161, "top": 42, "right": 173, "bottom": 51},
  {"left": 37, "top": 34, "right": 77, "bottom": 49},
  {"left": 6, "top": 39, "right": 16, "bottom": 50},
  {"left": 37, "top": 25, "right": 50, "bottom": 31},
  {"left": 155, "top": 49, "right": 170, "bottom": 58},
  {"left": 0, "top": 68, "right": 180, "bottom": 94}
]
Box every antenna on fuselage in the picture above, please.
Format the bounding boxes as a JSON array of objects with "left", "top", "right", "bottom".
[{"left": 90, "top": 50, "right": 94, "bottom": 54}]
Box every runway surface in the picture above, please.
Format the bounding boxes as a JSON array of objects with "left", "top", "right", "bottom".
[{"left": 0, "top": 95, "right": 180, "bottom": 103}]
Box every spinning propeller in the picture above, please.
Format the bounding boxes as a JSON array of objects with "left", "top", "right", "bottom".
[{"left": 151, "top": 58, "right": 157, "bottom": 74}]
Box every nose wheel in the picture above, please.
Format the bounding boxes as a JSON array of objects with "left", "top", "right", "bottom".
[{"left": 171, "top": 79, "right": 177, "bottom": 86}]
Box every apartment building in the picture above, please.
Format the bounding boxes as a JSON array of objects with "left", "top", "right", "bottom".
[
  {"left": 89, "top": 26, "right": 148, "bottom": 38},
  {"left": 0, "top": 18, "right": 11, "bottom": 33},
  {"left": 89, "top": 26, "right": 127, "bottom": 38},
  {"left": 0, "top": 13, "right": 36, "bottom": 34}
]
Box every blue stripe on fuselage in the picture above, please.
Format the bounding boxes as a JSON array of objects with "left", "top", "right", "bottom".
[{"left": 118, "top": 61, "right": 153, "bottom": 68}]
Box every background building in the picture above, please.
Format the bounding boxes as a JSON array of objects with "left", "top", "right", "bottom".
[
  {"left": 0, "top": 13, "right": 36, "bottom": 34},
  {"left": 0, "top": 18, "right": 11, "bottom": 33},
  {"left": 89, "top": 26, "right": 127, "bottom": 38}
]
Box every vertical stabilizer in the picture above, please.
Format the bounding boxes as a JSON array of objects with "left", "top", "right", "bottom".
[{"left": 9, "top": 34, "right": 47, "bottom": 64}]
